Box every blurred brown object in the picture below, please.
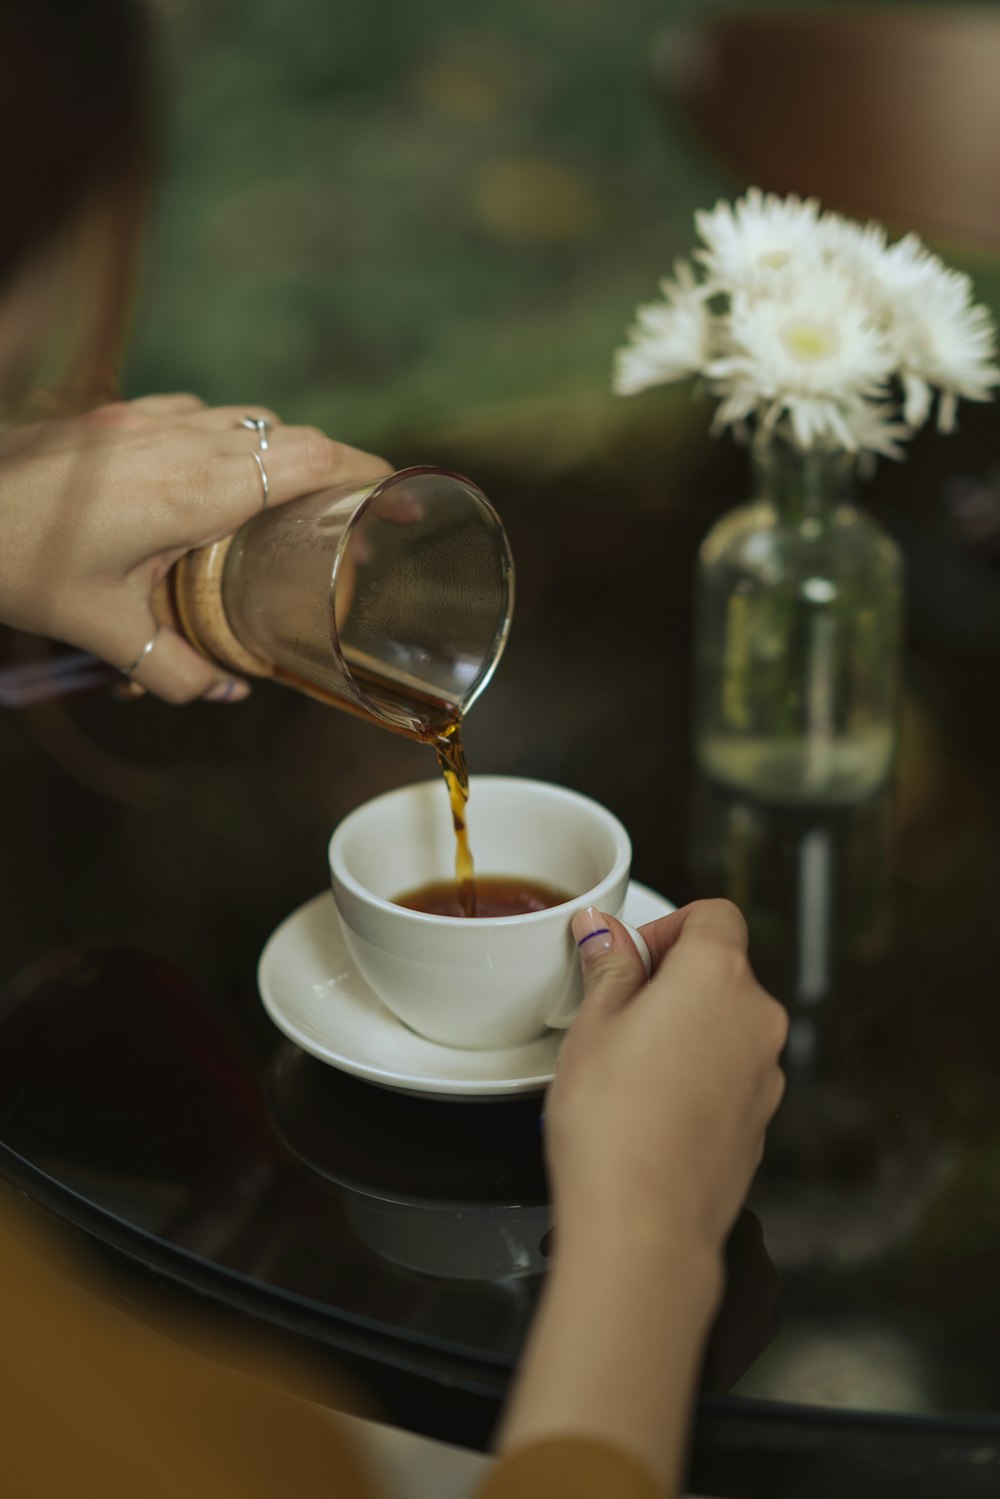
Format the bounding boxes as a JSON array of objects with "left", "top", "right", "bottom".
[
  {"left": 662, "top": 6, "right": 1000, "bottom": 252},
  {"left": 0, "top": 0, "right": 152, "bottom": 410}
]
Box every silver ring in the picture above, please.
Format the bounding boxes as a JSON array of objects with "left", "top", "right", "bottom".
[
  {"left": 241, "top": 414, "right": 271, "bottom": 451},
  {"left": 251, "top": 450, "right": 270, "bottom": 508},
  {"left": 122, "top": 623, "right": 161, "bottom": 677}
]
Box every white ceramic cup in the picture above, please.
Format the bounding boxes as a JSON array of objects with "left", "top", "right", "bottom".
[{"left": 329, "top": 775, "right": 639, "bottom": 1050}]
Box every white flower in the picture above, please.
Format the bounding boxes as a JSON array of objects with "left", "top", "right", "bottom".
[
  {"left": 816, "top": 212, "right": 889, "bottom": 287},
  {"left": 873, "top": 236, "right": 999, "bottom": 428},
  {"left": 836, "top": 400, "right": 912, "bottom": 461},
  {"left": 706, "top": 270, "right": 896, "bottom": 452},
  {"left": 611, "top": 191, "right": 999, "bottom": 461},
  {"left": 695, "top": 188, "right": 823, "bottom": 291},
  {"left": 611, "top": 260, "right": 711, "bottom": 396}
]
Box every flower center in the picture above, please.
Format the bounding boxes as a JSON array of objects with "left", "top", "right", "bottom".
[
  {"left": 780, "top": 319, "right": 841, "bottom": 363},
  {"left": 758, "top": 249, "right": 791, "bottom": 270}
]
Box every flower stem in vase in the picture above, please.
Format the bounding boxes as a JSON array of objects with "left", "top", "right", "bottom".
[{"left": 693, "top": 441, "right": 903, "bottom": 806}]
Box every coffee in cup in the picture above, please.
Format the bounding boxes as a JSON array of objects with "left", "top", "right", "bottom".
[{"left": 395, "top": 875, "right": 571, "bottom": 918}]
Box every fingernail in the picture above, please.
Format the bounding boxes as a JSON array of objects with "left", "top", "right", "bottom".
[
  {"left": 205, "top": 679, "right": 250, "bottom": 703},
  {"left": 571, "top": 906, "right": 613, "bottom": 960}
]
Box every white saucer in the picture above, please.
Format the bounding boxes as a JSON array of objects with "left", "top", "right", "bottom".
[{"left": 258, "top": 882, "right": 675, "bottom": 1100}]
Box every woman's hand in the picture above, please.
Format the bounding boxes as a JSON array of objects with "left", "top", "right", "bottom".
[
  {"left": 0, "top": 393, "right": 391, "bottom": 702},
  {"left": 499, "top": 900, "right": 786, "bottom": 1487},
  {"left": 547, "top": 898, "right": 788, "bottom": 1263}
]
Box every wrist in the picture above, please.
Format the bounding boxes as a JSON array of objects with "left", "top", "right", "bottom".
[
  {"left": 501, "top": 1202, "right": 724, "bottom": 1489},
  {"left": 551, "top": 1205, "right": 725, "bottom": 1315}
]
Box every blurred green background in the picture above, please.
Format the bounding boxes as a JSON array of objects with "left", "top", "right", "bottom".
[
  {"left": 130, "top": 0, "right": 691, "bottom": 452},
  {"left": 127, "top": 0, "right": 999, "bottom": 465}
]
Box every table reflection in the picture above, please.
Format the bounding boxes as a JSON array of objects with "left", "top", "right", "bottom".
[
  {"left": 268, "top": 1046, "right": 550, "bottom": 1283},
  {"left": 0, "top": 936, "right": 780, "bottom": 1402},
  {"left": 688, "top": 774, "right": 1000, "bottom": 1418},
  {"left": 689, "top": 776, "right": 893, "bottom": 1075}
]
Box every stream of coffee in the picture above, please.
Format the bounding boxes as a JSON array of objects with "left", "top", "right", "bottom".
[
  {"left": 431, "top": 717, "right": 476, "bottom": 918},
  {"left": 274, "top": 661, "right": 477, "bottom": 917}
]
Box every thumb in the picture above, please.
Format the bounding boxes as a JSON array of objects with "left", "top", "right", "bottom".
[{"left": 571, "top": 907, "right": 648, "bottom": 1022}]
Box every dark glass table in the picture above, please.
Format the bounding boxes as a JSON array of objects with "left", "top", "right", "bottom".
[{"left": 2, "top": 423, "right": 1000, "bottom": 1497}]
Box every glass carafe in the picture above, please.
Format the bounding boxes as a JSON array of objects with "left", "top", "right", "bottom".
[{"left": 171, "top": 466, "right": 514, "bottom": 741}]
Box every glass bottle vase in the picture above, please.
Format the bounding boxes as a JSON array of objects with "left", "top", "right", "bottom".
[{"left": 693, "top": 442, "right": 903, "bottom": 805}]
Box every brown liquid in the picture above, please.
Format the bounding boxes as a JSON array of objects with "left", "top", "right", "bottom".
[
  {"left": 396, "top": 875, "right": 570, "bottom": 918},
  {"left": 273, "top": 660, "right": 478, "bottom": 916},
  {"left": 432, "top": 719, "right": 476, "bottom": 918}
]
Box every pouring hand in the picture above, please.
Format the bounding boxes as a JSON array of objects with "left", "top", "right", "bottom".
[{"left": 0, "top": 395, "right": 390, "bottom": 702}]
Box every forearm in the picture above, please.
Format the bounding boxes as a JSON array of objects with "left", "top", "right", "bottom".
[{"left": 496, "top": 1219, "right": 723, "bottom": 1496}]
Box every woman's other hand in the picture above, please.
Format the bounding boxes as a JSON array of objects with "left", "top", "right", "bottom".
[
  {"left": 499, "top": 899, "right": 786, "bottom": 1487},
  {"left": 547, "top": 898, "right": 788, "bottom": 1265},
  {"left": 0, "top": 394, "right": 391, "bottom": 702}
]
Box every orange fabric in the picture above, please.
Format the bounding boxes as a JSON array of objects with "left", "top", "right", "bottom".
[
  {"left": 1, "top": 1202, "right": 383, "bottom": 1499},
  {"left": 0, "top": 1199, "right": 665, "bottom": 1498}
]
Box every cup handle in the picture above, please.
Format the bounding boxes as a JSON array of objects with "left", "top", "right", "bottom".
[{"left": 546, "top": 920, "right": 653, "bottom": 1031}]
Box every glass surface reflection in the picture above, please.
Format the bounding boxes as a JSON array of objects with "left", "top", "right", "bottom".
[
  {"left": 0, "top": 941, "right": 778, "bottom": 1399},
  {"left": 689, "top": 774, "right": 894, "bottom": 1033},
  {"left": 689, "top": 774, "right": 1000, "bottom": 1416},
  {"left": 268, "top": 1045, "right": 551, "bottom": 1285}
]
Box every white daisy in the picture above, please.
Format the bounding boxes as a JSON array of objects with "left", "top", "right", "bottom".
[
  {"left": 695, "top": 187, "right": 822, "bottom": 292},
  {"left": 874, "top": 236, "right": 999, "bottom": 428},
  {"left": 707, "top": 270, "right": 896, "bottom": 452},
  {"left": 836, "top": 399, "right": 912, "bottom": 461},
  {"left": 816, "top": 211, "right": 889, "bottom": 289},
  {"left": 612, "top": 259, "right": 712, "bottom": 396},
  {"left": 612, "top": 192, "right": 998, "bottom": 460}
]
